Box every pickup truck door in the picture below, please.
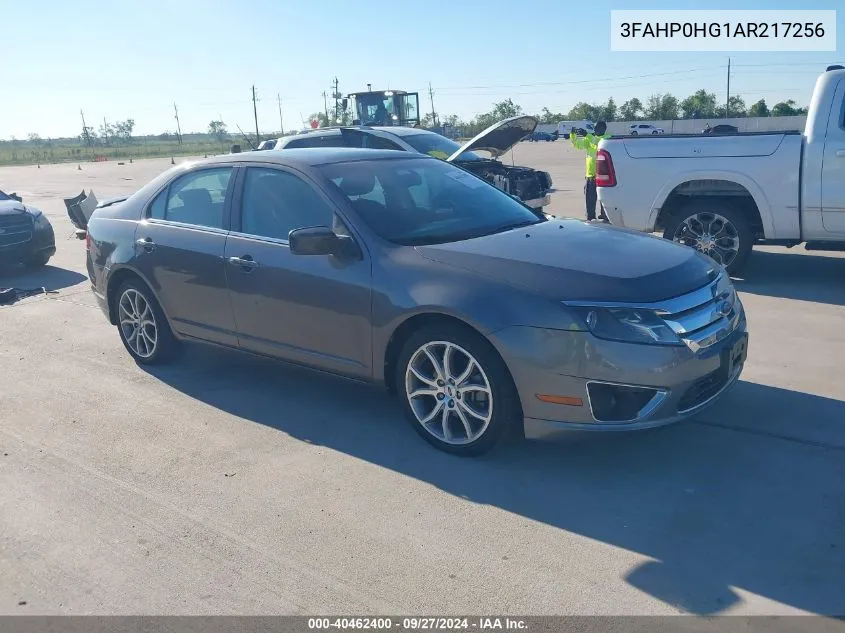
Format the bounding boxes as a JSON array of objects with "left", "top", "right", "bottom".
[{"left": 821, "top": 77, "right": 845, "bottom": 233}]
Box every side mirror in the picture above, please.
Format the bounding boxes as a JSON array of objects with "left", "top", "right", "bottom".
[{"left": 289, "top": 226, "right": 358, "bottom": 258}]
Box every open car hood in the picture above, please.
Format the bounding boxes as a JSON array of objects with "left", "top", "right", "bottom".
[{"left": 447, "top": 115, "right": 538, "bottom": 162}]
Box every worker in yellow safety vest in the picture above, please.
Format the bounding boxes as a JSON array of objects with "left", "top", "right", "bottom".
[{"left": 570, "top": 121, "right": 612, "bottom": 222}]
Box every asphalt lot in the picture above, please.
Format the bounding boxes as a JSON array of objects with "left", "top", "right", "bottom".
[{"left": 1, "top": 144, "right": 844, "bottom": 616}]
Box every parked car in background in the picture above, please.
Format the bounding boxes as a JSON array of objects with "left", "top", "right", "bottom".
[
  {"left": 526, "top": 130, "right": 555, "bottom": 142},
  {"left": 85, "top": 148, "right": 747, "bottom": 455},
  {"left": 271, "top": 116, "right": 553, "bottom": 209},
  {"left": 703, "top": 124, "right": 740, "bottom": 135},
  {"left": 630, "top": 124, "right": 664, "bottom": 135},
  {"left": 0, "top": 189, "right": 55, "bottom": 269},
  {"left": 557, "top": 120, "right": 595, "bottom": 137},
  {"left": 597, "top": 65, "right": 845, "bottom": 275}
]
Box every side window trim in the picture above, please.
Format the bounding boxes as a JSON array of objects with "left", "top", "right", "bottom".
[
  {"left": 230, "top": 163, "right": 369, "bottom": 259},
  {"left": 231, "top": 164, "right": 341, "bottom": 244},
  {"left": 144, "top": 165, "right": 237, "bottom": 232}
]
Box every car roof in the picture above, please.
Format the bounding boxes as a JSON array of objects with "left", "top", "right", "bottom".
[
  {"left": 183, "top": 147, "right": 422, "bottom": 168},
  {"left": 284, "top": 125, "right": 435, "bottom": 139}
]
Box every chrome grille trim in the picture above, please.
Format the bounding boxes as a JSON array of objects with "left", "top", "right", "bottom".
[{"left": 565, "top": 273, "right": 741, "bottom": 353}]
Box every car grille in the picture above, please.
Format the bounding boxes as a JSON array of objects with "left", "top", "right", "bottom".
[
  {"left": 0, "top": 214, "right": 33, "bottom": 248},
  {"left": 677, "top": 369, "right": 727, "bottom": 411},
  {"left": 654, "top": 273, "right": 742, "bottom": 352}
]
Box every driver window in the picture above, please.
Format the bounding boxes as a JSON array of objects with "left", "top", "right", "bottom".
[{"left": 240, "top": 168, "right": 335, "bottom": 241}]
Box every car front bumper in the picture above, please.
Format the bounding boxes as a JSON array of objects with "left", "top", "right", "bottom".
[
  {"left": 489, "top": 314, "right": 748, "bottom": 439},
  {"left": 524, "top": 194, "right": 551, "bottom": 209}
]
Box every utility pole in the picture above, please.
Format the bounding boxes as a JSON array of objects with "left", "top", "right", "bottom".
[
  {"left": 322, "top": 91, "right": 329, "bottom": 124},
  {"left": 80, "top": 109, "right": 91, "bottom": 151},
  {"left": 332, "top": 77, "right": 340, "bottom": 123},
  {"left": 173, "top": 103, "right": 183, "bottom": 146},
  {"left": 725, "top": 57, "right": 731, "bottom": 119},
  {"left": 277, "top": 93, "right": 284, "bottom": 134},
  {"left": 252, "top": 85, "right": 260, "bottom": 143},
  {"left": 428, "top": 82, "right": 437, "bottom": 127}
]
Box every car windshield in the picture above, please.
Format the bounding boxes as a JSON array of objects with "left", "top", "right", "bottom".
[
  {"left": 401, "top": 133, "right": 483, "bottom": 162},
  {"left": 318, "top": 157, "right": 544, "bottom": 246}
]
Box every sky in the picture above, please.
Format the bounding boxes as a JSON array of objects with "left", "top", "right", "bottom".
[{"left": 1, "top": 0, "right": 842, "bottom": 139}]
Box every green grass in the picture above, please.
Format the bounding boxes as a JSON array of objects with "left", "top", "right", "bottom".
[{"left": 0, "top": 138, "right": 242, "bottom": 167}]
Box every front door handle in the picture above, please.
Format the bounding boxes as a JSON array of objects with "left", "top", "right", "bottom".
[
  {"left": 836, "top": 149, "right": 845, "bottom": 157},
  {"left": 228, "top": 255, "right": 260, "bottom": 270},
  {"left": 136, "top": 237, "right": 156, "bottom": 252}
]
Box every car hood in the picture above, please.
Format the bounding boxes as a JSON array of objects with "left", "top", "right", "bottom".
[
  {"left": 0, "top": 200, "right": 30, "bottom": 216},
  {"left": 447, "top": 115, "right": 538, "bottom": 162},
  {"left": 415, "top": 219, "right": 718, "bottom": 303}
]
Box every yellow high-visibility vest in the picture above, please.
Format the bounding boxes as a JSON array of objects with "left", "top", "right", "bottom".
[{"left": 570, "top": 131, "right": 612, "bottom": 177}]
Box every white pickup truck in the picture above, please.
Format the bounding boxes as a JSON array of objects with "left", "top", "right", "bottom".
[{"left": 596, "top": 65, "right": 845, "bottom": 274}]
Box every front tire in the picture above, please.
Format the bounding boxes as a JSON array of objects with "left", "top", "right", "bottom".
[
  {"left": 114, "top": 278, "right": 180, "bottom": 365},
  {"left": 396, "top": 324, "right": 521, "bottom": 456},
  {"left": 23, "top": 251, "right": 52, "bottom": 269},
  {"left": 662, "top": 201, "right": 753, "bottom": 275}
]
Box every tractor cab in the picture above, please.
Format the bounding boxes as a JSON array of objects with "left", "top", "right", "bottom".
[{"left": 347, "top": 89, "right": 420, "bottom": 127}]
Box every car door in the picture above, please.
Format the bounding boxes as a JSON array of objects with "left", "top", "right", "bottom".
[
  {"left": 225, "top": 165, "right": 373, "bottom": 379},
  {"left": 821, "top": 77, "right": 845, "bottom": 234},
  {"left": 133, "top": 166, "right": 238, "bottom": 346}
]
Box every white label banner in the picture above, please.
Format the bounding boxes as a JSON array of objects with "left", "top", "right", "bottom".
[{"left": 610, "top": 10, "right": 837, "bottom": 51}]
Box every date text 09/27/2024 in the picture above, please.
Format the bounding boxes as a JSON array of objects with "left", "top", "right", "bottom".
[{"left": 307, "top": 617, "right": 528, "bottom": 631}]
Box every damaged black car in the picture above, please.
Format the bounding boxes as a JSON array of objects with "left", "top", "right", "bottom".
[
  {"left": 0, "top": 189, "right": 56, "bottom": 269},
  {"left": 272, "top": 115, "right": 553, "bottom": 209}
]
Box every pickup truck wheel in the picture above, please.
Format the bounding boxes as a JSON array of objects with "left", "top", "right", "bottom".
[{"left": 663, "top": 202, "right": 752, "bottom": 275}]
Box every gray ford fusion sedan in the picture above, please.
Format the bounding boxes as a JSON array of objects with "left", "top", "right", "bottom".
[{"left": 86, "top": 148, "right": 748, "bottom": 455}]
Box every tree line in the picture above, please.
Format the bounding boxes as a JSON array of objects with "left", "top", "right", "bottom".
[{"left": 427, "top": 92, "right": 809, "bottom": 137}]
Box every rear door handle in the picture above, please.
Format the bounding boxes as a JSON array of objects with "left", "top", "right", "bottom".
[
  {"left": 136, "top": 237, "right": 156, "bottom": 252},
  {"left": 228, "top": 255, "right": 260, "bottom": 270},
  {"left": 836, "top": 150, "right": 845, "bottom": 157}
]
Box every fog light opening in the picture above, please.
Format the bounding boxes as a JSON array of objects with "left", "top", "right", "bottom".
[{"left": 586, "top": 382, "right": 666, "bottom": 423}]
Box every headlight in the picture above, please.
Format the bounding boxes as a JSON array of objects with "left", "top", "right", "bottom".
[
  {"left": 715, "top": 273, "right": 737, "bottom": 306},
  {"left": 568, "top": 306, "right": 682, "bottom": 346}
]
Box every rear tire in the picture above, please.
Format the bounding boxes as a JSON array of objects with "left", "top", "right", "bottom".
[
  {"left": 396, "top": 324, "right": 521, "bottom": 456},
  {"left": 631, "top": 130, "right": 638, "bottom": 136},
  {"left": 114, "top": 278, "right": 181, "bottom": 365},
  {"left": 662, "top": 201, "right": 753, "bottom": 275}
]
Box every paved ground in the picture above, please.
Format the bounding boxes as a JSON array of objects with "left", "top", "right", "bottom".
[{"left": 1, "top": 146, "right": 844, "bottom": 616}]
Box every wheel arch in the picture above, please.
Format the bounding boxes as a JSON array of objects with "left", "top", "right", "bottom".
[
  {"left": 105, "top": 266, "right": 169, "bottom": 326},
  {"left": 651, "top": 172, "right": 772, "bottom": 238},
  {"left": 381, "top": 312, "right": 519, "bottom": 411}
]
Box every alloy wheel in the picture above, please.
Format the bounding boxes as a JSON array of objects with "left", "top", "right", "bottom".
[
  {"left": 404, "top": 341, "right": 493, "bottom": 445},
  {"left": 118, "top": 288, "right": 158, "bottom": 358},
  {"left": 673, "top": 211, "right": 740, "bottom": 268}
]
